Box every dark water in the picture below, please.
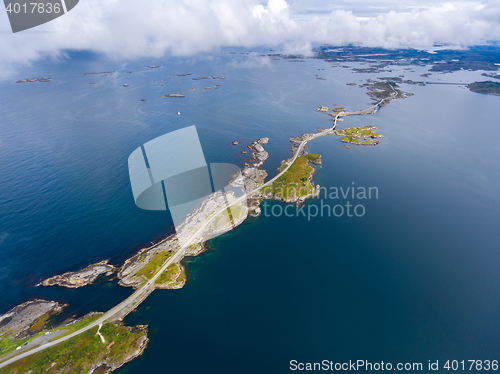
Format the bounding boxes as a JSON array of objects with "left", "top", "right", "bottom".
[{"left": 1, "top": 50, "right": 499, "bottom": 372}]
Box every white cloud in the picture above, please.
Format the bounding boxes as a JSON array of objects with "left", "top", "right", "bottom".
[{"left": 0, "top": 0, "right": 499, "bottom": 76}]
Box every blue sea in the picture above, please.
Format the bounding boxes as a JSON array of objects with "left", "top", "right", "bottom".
[{"left": 1, "top": 49, "right": 500, "bottom": 373}]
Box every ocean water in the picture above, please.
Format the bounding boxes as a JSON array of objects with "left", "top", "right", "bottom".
[{"left": 1, "top": 49, "right": 500, "bottom": 372}]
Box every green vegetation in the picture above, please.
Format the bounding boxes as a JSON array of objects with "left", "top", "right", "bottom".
[
  {"left": 0, "top": 306, "right": 73, "bottom": 360},
  {"left": 27, "top": 313, "right": 51, "bottom": 335},
  {"left": 49, "top": 314, "right": 102, "bottom": 341},
  {"left": 305, "top": 153, "right": 321, "bottom": 164},
  {"left": 0, "top": 331, "right": 46, "bottom": 359},
  {"left": 3, "top": 323, "right": 146, "bottom": 374},
  {"left": 0, "top": 313, "right": 103, "bottom": 361},
  {"left": 337, "top": 126, "right": 384, "bottom": 146},
  {"left": 229, "top": 204, "right": 244, "bottom": 219},
  {"left": 336, "top": 126, "right": 382, "bottom": 138},
  {"left": 367, "top": 81, "right": 396, "bottom": 99},
  {"left": 467, "top": 81, "right": 500, "bottom": 96},
  {"left": 333, "top": 107, "right": 345, "bottom": 111},
  {"left": 262, "top": 156, "right": 316, "bottom": 200},
  {"left": 315, "top": 106, "right": 329, "bottom": 112},
  {"left": 159, "top": 94, "right": 185, "bottom": 98},
  {"left": 156, "top": 264, "right": 180, "bottom": 285},
  {"left": 136, "top": 251, "right": 172, "bottom": 280},
  {"left": 341, "top": 136, "right": 360, "bottom": 144}
]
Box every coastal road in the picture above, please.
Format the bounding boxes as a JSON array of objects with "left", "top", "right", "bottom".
[{"left": 0, "top": 92, "right": 395, "bottom": 370}]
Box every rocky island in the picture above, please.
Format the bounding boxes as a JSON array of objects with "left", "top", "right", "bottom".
[
  {"left": 40, "top": 261, "right": 116, "bottom": 288},
  {"left": 117, "top": 236, "right": 193, "bottom": 290},
  {"left": 159, "top": 94, "right": 185, "bottom": 98},
  {"left": 336, "top": 126, "right": 385, "bottom": 146},
  {"left": 16, "top": 77, "right": 51, "bottom": 83}
]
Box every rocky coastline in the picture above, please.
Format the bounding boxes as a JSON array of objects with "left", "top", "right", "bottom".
[
  {"left": 239, "top": 138, "right": 270, "bottom": 216},
  {"left": 0, "top": 299, "right": 65, "bottom": 339},
  {"left": 5, "top": 136, "right": 320, "bottom": 373},
  {"left": 1, "top": 301, "right": 149, "bottom": 374},
  {"left": 40, "top": 261, "right": 116, "bottom": 289}
]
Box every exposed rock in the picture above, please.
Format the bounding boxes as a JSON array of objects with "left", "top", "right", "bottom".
[
  {"left": 159, "top": 94, "right": 185, "bottom": 98},
  {"left": 236, "top": 138, "right": 270, "bottom": 216},
  {"left": 117, "top": 236, "right": 180, "bottom": 289},
  {"left": 41, "top": 261, "right": 116, "bottom": 289},
  {"left": 155, "top": 263, "right": 185, "bottom": 290},
  {"left": 0, "top": 299, "right": 65, "bottom": 338},
  {"left": 315, "top": 106, "right": 329, "bottom": 112},
  {"left": 232, "top": 141, "right": 240, "bottom": 145},
  {"left": 247, "top": 138, "right": 269, "bottom": 168},
  {"left": 16, "top": 77, "right": 52, "bottom": 83}
]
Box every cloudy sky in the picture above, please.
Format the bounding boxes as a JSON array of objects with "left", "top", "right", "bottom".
[{"left": 0, "top": 0, "right": 499, "bottom": 75}]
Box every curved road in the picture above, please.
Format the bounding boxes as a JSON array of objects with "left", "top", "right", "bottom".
[{"left": 0, "top": 93, "right": 395, "bottom": 369}]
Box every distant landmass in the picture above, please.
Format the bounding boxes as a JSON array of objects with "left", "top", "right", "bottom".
[{"left": 468, "top": 81, "right": 500, "bottom": 96}]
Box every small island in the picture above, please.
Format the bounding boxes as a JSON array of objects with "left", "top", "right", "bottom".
[
  {"left": 336, "top": 126, "right": 385, "bottom": 146},
  {"left": 16, "top": 77, "right": 51, "bottom": 83},
  {"left": 467, "top": 81, "right": 500, "bottom": 96},
  {"left": 82, "top": 71, "right": 115, "bottom": 76},
  {"left": 40, "top": 261, "right": 116, "bottom": 288},
  {"left": 159, "top": 94, "right": 185, "bottom": 98}
]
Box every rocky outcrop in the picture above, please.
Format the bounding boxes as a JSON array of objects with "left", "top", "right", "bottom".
[
  {"left": 159, "top": 94, "right": 185, "bottom": 98},
  {"left": 154, "top": 263, "right": 185, "bottom": 290},
  {"left": 247, "top": 137, "right": 269, "bottom": 167},
  {"left": 0, "top": 299, "right": 65, "bottom": 338},
  {"left": 16, "top": 77, "right": 51, "bottom": 83},
  {"left": 117, "top": 236, "right": 180, "bottom": 289},
  {"left": 236, "top": 138, "right": 270, "bottom": 216},
  {"left": 41, "top": 261, "right": 116, "bottom": 289}
]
